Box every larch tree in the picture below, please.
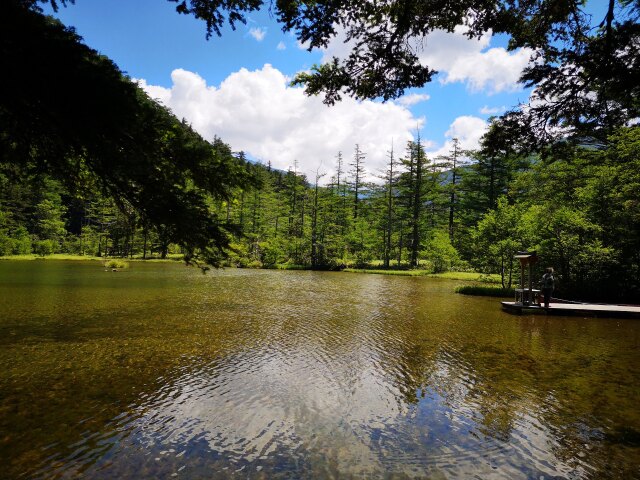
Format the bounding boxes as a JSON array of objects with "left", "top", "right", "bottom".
[
  {"left": 350, "top": 145, "right": 366, "bottom": 220},
  {"left": 382, "top": 143, "right": 400, "bottom": 268}
]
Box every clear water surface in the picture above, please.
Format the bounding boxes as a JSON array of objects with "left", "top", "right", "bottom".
[{"left": 0, "top": 260, "right": 638, "bottom": 479}]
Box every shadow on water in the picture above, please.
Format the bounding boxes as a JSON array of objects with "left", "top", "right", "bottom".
[{"left": 0, "top": 261, "right": 639, "bottom": 478}]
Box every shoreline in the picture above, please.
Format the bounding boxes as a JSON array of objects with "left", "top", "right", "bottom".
[
  {"left": 0, "top": 254, "right": 183, "bottom": 263},
  {"left": 342, "top": 268, "right": 501, "bottom": 283},
  {"left": 0, "top": 255, "right": 502, "bottom": 284}
]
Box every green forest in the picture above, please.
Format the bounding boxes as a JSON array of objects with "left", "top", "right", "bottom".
[
  {"left": 2, "top": 126, "right": 639, "bottom": 303},
  {"left": 1, "top": 0, "right": 639, "bottom": 303}
]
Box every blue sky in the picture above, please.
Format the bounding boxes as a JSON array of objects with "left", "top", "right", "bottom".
[{"left": 44, "top": 0, "right": 537, "bottom": 182}]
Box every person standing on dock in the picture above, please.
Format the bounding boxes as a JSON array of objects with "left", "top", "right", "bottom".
[{"left": 541, "top": 267, "right": 555, "bottom": 308}]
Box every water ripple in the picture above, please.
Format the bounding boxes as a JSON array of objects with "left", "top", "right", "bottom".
[{"left": 2, "top": 267, "right": 637, "bottom": 479}]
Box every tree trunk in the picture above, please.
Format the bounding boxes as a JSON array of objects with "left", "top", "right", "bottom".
[
  {"left": 410, "top": 143, "right": 423, "bottom": 268},
  {"left": 142, "top": 227, "right": 148, "bottom": 259},
  {"left": 448, "top": 140, "right": 459, "bottom": 243}
]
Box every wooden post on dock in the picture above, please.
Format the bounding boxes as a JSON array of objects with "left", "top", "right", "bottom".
[{"left": 514, "top": 251, "right": 538, "bottom": 305}]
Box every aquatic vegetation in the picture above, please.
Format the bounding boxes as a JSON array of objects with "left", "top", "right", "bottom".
[
  {"left": 104, "top": 259, "right": 129, "bottom": 269},
  {"left": 455, "top": 285, "right": 515, "bottom": 297}
]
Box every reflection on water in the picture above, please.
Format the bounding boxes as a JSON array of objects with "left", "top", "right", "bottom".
[{"left": 0, "top": 261, "right": 639, "bottom": 479}]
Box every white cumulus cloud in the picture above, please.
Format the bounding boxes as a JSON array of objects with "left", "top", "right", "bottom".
[
  {"left": 276, "top": 41, "right": 286, "bottom": 50},
  {"left": 445, "top": 116, "right": 488, "bottom": 147},
  {"left": 138, "top": 65, "right": 422, "bottom": 183},
  {"left": 249, "top": 27, "right": 266, "bottom": 42},
  {"left": 416, "top": 27, "right": 532, "bottom": 94},
  {"left": 321, "top": 25, "right": 532, "bottom": 95},
  {"left": 396, "top": 93, "right": 431, "bottom": 107},
  {"left": 428, "top": 115, "right": 488, "bottom": 158}
]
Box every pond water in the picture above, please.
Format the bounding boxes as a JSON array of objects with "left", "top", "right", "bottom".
[{"left": 0, "top": 261, "right": 638, "bottom": 479}]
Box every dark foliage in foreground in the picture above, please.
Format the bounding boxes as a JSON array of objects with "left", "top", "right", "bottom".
[{"left": 1, "top": 1, "right": 250, "bottom": 265}]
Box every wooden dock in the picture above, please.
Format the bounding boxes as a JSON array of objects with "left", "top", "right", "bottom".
[{"left": 501, "top": 301, "right": 640, "bottom": 319}]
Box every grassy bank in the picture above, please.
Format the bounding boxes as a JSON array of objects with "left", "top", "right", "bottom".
[
  {"left": 455, "top": 285, "right": 515, "bottom": 297},
  {"left": 0, "top": 254, "right": 102, "bottom": 261},
  {"left": 274, "top": 264, "right": 308, "bottom": 270},
  {"left": 0, "top": 256, "right": 507, "bottom": 294},
  {"left": 343, "top": 268, "right": 430, "bottom": 277},
  {"left": 343, "top": 268, "right": 501, "bottom": 283},
  {"left": 430, "top": 272, "right": 501, "bottom": 283},
  {"left": 0, "top": 254, "right": 184, "bottom": 262}
]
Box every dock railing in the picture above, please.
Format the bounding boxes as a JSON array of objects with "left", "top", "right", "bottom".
[{"left": 515, "top": 288, "right": 541, "bottom": 306}]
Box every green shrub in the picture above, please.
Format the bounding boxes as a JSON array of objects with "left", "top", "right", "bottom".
[
  {"left": 0, "top": 234, "right": 12, "bottom": 256},
  {"left": 455, "top": 285, "right": 515, "bottom": 297},
  {"left": 343, "top": 268, "right": 429, "bottom": 276},
  {"left": 34, "top": 239, "right": 57, "bottom": 256},
  {"left": 422, "top": 231, "right": 460, "bottom": 273},
  {"left": 61, "top": 235, "right": 82, "bottom": 255},
  {"left": 258, "top": 238, "right": 288, "bottom": 267},
  {"left": 234, "top": 257, "right": 250, "bottom": 268},
  {"left": 276, "top": 264, "right": 307, "bottom": 270},
  {"left": 9, "top": 227, "right": 32, "bottom": 255},
  {"left": 104, "top": 259, "right": 129, "bottom": 269}
]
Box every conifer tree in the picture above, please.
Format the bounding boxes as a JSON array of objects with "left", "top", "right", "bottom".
[
  {"left": 350, "top": 145, "right": 366, "bottom": 220},
  {"left": 311, "top": 166, "right": 326, "bottom": 268},
  {"left": 436, "top": 138, "right": 466, "bottom": 243},
  {"left": 382, "top": 143, "right": 400, "bottom": 268},
  {"left": 398, "top": 138, "right": 428, "bottom": 268}
]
